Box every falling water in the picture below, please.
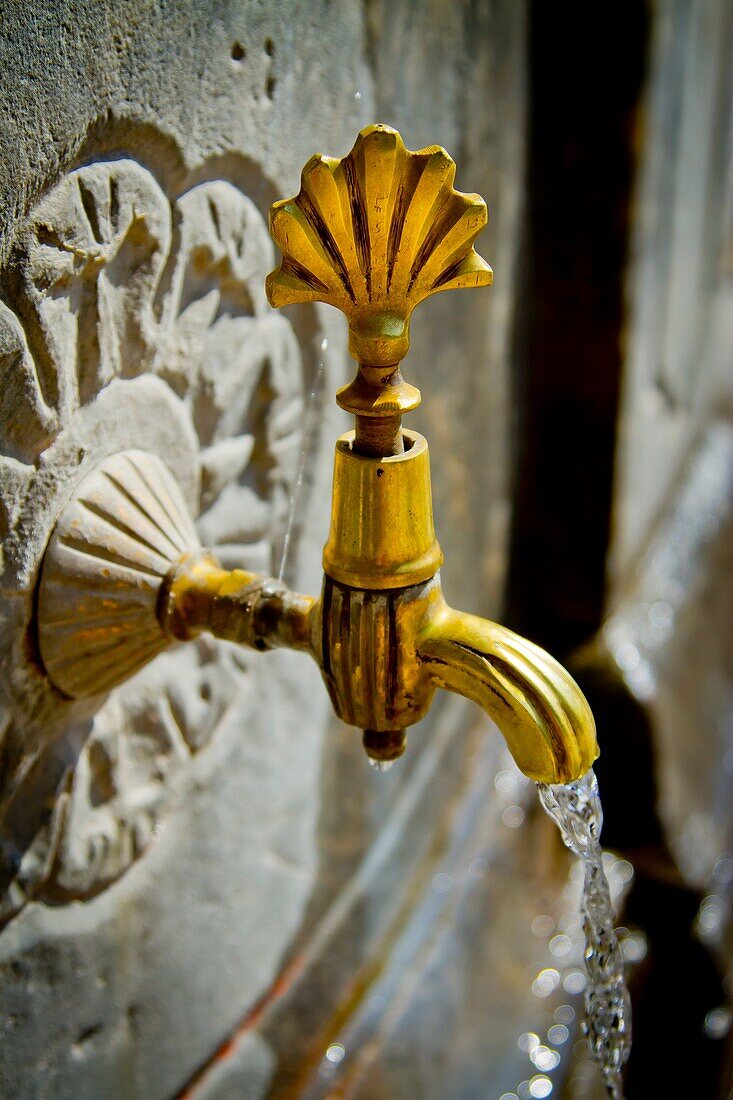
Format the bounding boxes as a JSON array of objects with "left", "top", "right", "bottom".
[
  {"left": 277, "top": 345, "right": 327, "bottom": 583},
  {"left": 369, "top": 758, "right": 395, "bottom": 773},
  {"left": 536, "top": 768, "right": 632, "bottom": 1099}
]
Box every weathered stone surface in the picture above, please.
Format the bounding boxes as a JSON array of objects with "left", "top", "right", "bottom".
[
  {"left": 604, "top": 424, "right": 733, "bottom": 884},
  {"left": 0, "top": 668, "right": 325, "bottom": 1098}
]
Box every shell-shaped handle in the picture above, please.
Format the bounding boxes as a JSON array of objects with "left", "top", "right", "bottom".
[{"left": 265, "top": 124, "right": 492, "bottom": 370}]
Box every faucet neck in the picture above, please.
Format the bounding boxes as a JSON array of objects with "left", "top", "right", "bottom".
[
  {"left": 322, "top": 428, "right": 443, "bottom": 590},
  {"left": 335, "top": 362, "right": 421, "bottom": 458}
]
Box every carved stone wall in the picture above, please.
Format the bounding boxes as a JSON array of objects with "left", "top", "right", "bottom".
[
  {"left": 0, "top": 155, "right": 314, "bottom": 918},
  {"left": 0, "top": 144, "right": 335, "bottom": 1097},
  {"left": 0, "top": 3, "right": 531, "bottom": 1098}
]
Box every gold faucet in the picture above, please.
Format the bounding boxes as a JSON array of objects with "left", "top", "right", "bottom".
[{"left": 36, "top": 125, "right": 598, "bottom": 784}]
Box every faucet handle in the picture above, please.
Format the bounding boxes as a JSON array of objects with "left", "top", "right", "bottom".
[{"left": 265, "top": 124, "right": 492, "bottom": 429}]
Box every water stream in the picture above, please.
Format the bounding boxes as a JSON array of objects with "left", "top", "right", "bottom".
[
  {"left": 536, "top": 768, "right": 632, "bottom": 1098},
  {"left": 276, "top": 345, "right": 327, "bottom": 583}
]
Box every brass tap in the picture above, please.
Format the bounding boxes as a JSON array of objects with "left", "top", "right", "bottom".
[{"left": 35, "top": 125, "right": 598, "bottom": 784}]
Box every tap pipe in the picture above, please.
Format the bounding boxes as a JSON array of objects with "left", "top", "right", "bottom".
[{"left": 160, "top": 550, "right": 315, "bottom": 654}]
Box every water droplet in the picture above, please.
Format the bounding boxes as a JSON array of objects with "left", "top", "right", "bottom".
[
  {"left": 320, "top": 337, "right": 329, "bottom": 351},
  {"left": 554, "top": 1004, "right": 575, "bottom": 1025},
  {"left": 648, "top": 600, "right": 673, "bottom": 629},
  {"left": 548, "top": 1024, "right": 569, "bottom": 1045},
  {"left": 613, "top": 859, "right": 635, "bottom": 884},
  {"left": 531, "top": 1046, "right": 561, "bottom": 1071},
  {"left": 713, "top": 855, "right": 733, "bottom": 884},
  {"left": 495, "top": 768, "right": 519, "bottom": 795},
  {"left": 431, "top": 872, "right": 452, "bottom": 894},
  {"left": 704, "top": 1006, "right": 731, "bottom": 1039},
  {"left": 518, "top": 1032, "right": 540, "bottom": 1053},
  {"left": 326, "top": 1042, "right": 346, "bottom": 1064},
  {"left": 696, "top": 894, "right": 725, "bottom": 941},
  {"left": 620, "top": 930, "right": 648, "bottom": 963},
  {"left": 532, "top": 914, "right": 555, "bottom": 938},
  {"left": 562, "top": 969, "right": 586, "bottom": 995},
  {"left": 503, "top": 804, "right": 525, "bottom": 828},
  {"left": 469, "top": 857, "right": 489, "bottom": 879},
  {"left": 529, "top": 1075, "right": 553, "bottom": 1098},
  {"left": 354, "top": 90, "right": 362, "bottom": 100},
  {"left": 369, "top": 758, "right": 394, "bottom": 773},
  {"left": 549, "top": 934, "right": 572, "bottom": 959},
  {"left": 615, "top": 641, "right": 640, "bottom": 671},
  {"left": 626, "top": 661, "right": 657, "bottom": 700},
  {"left": 532, "top": 969, "right": 561, "bottom": 998}
]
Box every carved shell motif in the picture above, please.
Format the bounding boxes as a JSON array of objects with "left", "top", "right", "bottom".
[
  {"left": 37, "top": 450, "right": 200, "bottom": 698},
  {"left": 266, "top": 123, "right": 492, "bottom": 366}
]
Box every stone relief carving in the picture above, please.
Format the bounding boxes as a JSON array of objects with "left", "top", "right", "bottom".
[{"left": 0, "top": 158, "right": 315, "bottom": 922}]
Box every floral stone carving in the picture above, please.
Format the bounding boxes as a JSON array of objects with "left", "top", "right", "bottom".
[{"left": 0, "top": 157, "right": 316, "bottom": 921}]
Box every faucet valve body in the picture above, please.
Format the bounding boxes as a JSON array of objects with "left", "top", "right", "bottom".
[
  {"left": 322, "top": 429, "right": 442, "bottom": 590},
  {"left": 317, "top": 429, "right": 439, "bottom": 764},
  {"left": 312, "top": 575, "right": 440, "bottom": 762}
]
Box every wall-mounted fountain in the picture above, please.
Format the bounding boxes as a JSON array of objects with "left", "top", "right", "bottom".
[{"left": 33, "top": 124, "right": 630, "bottom": 1096}]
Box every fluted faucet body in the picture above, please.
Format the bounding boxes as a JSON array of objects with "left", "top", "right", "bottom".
[{"left": 35, "top": 125, "right": 598, "bottom": 785}]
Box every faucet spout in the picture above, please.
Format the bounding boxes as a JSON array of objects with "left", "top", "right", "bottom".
[{"left": 417, "top": 602, "right": 598, "bottom": 784}]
